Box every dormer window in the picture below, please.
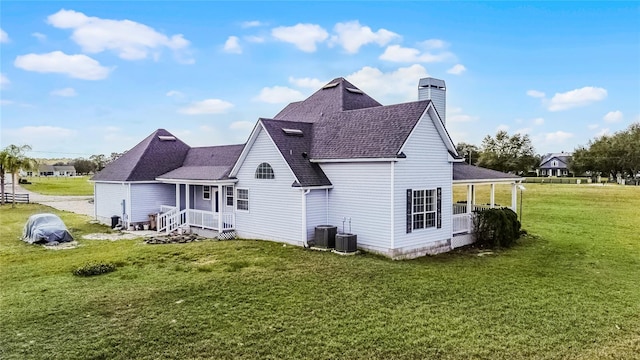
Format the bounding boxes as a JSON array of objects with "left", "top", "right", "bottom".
[{"left": 255, "top": 163, "right": 274, "bottom": 179}]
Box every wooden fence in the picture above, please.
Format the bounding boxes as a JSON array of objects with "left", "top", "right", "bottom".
[{"left": 1, "top": 193, "right": 30, "bottom": 204}]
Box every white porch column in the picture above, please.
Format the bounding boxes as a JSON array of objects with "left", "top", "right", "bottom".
[
  {"left": 511, "top": 183, "right": 517, "bottom": 212},
  {"left": 490, "top": 183, "right": 495, "bottom": 208},
  {"left": 217, "top": 185, "right": 223, "bottom": 231},
  {"left": 466, "top": 185, "right": 473, "bottom": 214},
  {"left": 185, "top": 184, "right": 190, "bottom": 225},
  {"left": 471, "top": 185, "right": 476, "bottom": 210},
  {"left": 175, "top": 184, "right": 180, "bottom": 209}
]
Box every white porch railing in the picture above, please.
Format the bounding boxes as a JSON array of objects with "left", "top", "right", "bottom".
[
  {"left": 452, "top": 213, "right": 472, "bottom": 234},
  {"left": 157, "top": 206, "right": 235, "bottom": 233}
]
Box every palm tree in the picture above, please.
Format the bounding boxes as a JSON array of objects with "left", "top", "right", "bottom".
[{"left": 0, "top": 145, "right": 38, "bottom": 207}]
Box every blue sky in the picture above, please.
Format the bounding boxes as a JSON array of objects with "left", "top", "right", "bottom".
[{"left": 1, "top": 1, "right": 638, "bottom": 158}]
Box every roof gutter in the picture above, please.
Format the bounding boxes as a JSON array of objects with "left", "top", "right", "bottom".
[
  {"left": 310, "top": 158, "right": 399, "bottom": 163},
  {"left": 155, "top": 178, "right": 238, "bottom": 185}
]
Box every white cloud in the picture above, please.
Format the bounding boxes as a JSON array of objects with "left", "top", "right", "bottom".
[
  {"left": 379, "top": 45, "right": 454, "bottom": 63},
  {"left": 420, "top": 39, "right": 448, "bottom": 49},
  {"left": 47, "top": 9, "right": 191, "bottom": 61},
  {"left": 0, "top": 28, "right": 9, "bottom": 43},
  {"left": 496, "top": 124, "right": 510, "bottom": 132},
  {"left": 178, "top": 99, "right": 234, "bottom": 115},
  {"left": 165, "top": 90, "right": 184, "bottom": 97},
  {"left": 596, "top": 128, "right": 610, "bottom": 137},
  {"left": 1, "top": 73, "right": 9, "bottom": 89},
  {"left": 241, "top": 21, "right": 264, "bottom": 28},
  {"left": 3, "top": 126, "right": 77, "bottom": 144},
  {"left": 544, "top": 131, "right": 574, "bottom": 143},
  {"left": 14, "top": 51, "right": 111, "bottom": 80},
  {"left": 527, "top": 90, "right": 546, "bottom": 98},
  {"left": 447, "top": 64, "right": 466, "bottom": 75},
  {"left": 32, "top": 32, "right": 47, "bottom": 41},
  {"left": 587, "top": 124, "right": 599, "bottom": 130},
  {"left": 223, "top": 36, "right": 242, "bottom": 54},
  {"left": 547, "top": 86, "right": 607, "bottom": 111},
  {"left": 288, "top": 76, "right": 325, "bottom": 89},
  {"left": 447, "top": 108, "right": 478, "bottom": 123},
  {"left": 603, "top": 110, "right": 623, "bottom": 123},
  {"left": 229, "top": 121, "right": 254, "bottom": 131},
  {"left": 533, "top": 117, "right": 545, "bottom": 125},
  {"left": 50, "top": 87, "right": 77, "bottom": 97},
  {"left": 245, "top": 35, "right": 265, "bottom": 43},
  {"left": 347, "top": 64, "right": 429, "bottom": 103},
  {"left": 271, "top": 23, "right": 328, "bottom": 52},
  {"left": 253, "top": 86, "right": 304, "bottom": 104},
  {"left": 329, "top": 21, "right": 399, "bottom": 54},
  {"left": 1, "top": 99, "right": 14, "bottom": 106}
]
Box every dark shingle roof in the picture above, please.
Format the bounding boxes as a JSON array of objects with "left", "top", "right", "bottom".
[
  {"left": 157, "top": 144, "right": 244, "bottom": 181},
  {"left": 260, "top": 119, "right": 331, "bottom": 187},
  {"left": 274, "top": 78, "right": 382, "bottom": 122},
  {"left": 91, "top": 129, "right": 190, "bottom": 182},
  {"left": 311, "top": 101, "right": 430, "bottom": 159},
  {"left": 539, "top": 153, "right": 572, "bottom": 168},
  {"left": 453, "top": 163, "right": 521, "bottom": 182}
]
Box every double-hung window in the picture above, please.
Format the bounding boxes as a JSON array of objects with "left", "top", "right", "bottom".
[
  {"left": 236, "top": 189, "right": 249, "bottom": 211},
  {"left": 406, "top": 188, "right": 441, "bottom": 233},
  {"left": 226, "top": 187, "right": 234, "bottom": 206}
]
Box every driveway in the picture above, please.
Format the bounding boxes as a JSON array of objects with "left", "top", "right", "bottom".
[{"left": 6, "top": 182, "right": 94, "bottom": 218}]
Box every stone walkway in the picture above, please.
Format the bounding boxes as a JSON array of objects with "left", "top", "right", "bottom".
[{"left": 6, "top": 182, "right": 95, "bottom": 218}]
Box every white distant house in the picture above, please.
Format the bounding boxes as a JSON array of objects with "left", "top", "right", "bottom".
[
  {"left": 92, "top": 77, "right": 522, "bottom": 259},
  {"left": 538, "top": 153, "right": 573, "bottom": 177},
  {"left": 21, "top": 165, "right": 77, "bottom": 177}
]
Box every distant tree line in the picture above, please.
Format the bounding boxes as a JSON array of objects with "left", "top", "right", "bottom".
[
  {"left": 51, "top": 152, "right": 126, "bottom": 175},
  {"left": 456, "top": 130, "right": 539, "bottom": 175},
  {"left": 571, "top": 122, "right": 640, "bottom": 180}
]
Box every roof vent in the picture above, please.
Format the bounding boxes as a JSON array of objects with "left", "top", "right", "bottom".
[
  {"left": 282, "top": 128, "right": 303, "bottom": 137},
  {"left": 346, "top": 87, "right": 363, "bottom": 94},
  {"left": 158, "top": 135, "right": 176, "bottom": 141},
  {"left": 322, "top": 82, "right": 339, "bottom": 89}
]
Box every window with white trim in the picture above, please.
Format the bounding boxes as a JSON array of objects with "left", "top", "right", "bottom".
[
  {"left": 412, "top": 189, "right": 436, "bottom": 230},
  {"left": 226, "top": 186, "right": 234, "bottom": 206},
  {"left": 236, "top": 188, "right": 249, "bottom": 211},
  {"left": 255, "top": 162, "right": 274, "bottom": 179},
  {"left": 203, "top": 186, "right": 211, "bottom": 200}
]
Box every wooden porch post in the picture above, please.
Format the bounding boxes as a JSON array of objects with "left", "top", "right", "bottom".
[
  {"left": 511, "top": 183, "right": 517, "bottom": 212},
  {"left": 466, "top": 184, "right": 473, "bottom": 214},
  {"left": 218, "top": 185, "right": 223, "bottom": 231},
  {"left": 490, "top": 183, "right": 495, "bottom": 208},
  {"left": 175, "top": 184, "right": 180, "bottom": 209},
  {"left": 185, "top": 184, "right": 190, "bottom": 225},
  {"left": 471, "top": 185, "right": 476, "bottom": 210}
]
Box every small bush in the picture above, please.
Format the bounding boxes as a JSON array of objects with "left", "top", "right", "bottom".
[
  {"left": 473, "top": 208, "right": 521, "bottom": 248},
  {"left": 73, "top": 262, "right": 116, "bottom": 277}
]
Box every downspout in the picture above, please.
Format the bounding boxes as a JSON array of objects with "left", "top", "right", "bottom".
[{"left": 301, "top": 189, "right": 311, "bottom": 247}]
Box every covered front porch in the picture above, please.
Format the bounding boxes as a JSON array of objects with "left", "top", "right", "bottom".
[
  {"left": 156, "top": 181, "right": 236, "bottom": 234},
  {"left": 450, "top": 163, "right": 523, "bottom": 248}
]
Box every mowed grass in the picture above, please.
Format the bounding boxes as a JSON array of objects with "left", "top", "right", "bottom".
[
  {"left": 1, "top": 184, "right": 639, "bottom": 359},
  {"left": 20, "top": 176, "right": 93, "bottom": 196}
]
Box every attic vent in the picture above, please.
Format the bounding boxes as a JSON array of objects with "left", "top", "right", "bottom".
[
  {"left": 158, "top": 135, "right": 176, "bottom": 141},
  {"left": 282, "top": 128, "right": 303, "bottom": 137},
  {"left": 322, "top": 82, "right": 339, "bottom": 89},
  {"left": 346, "top": 87, "right": 363, "bottom": 94}
]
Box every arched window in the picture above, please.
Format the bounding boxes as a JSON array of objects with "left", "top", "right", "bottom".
[{"left": 255, "top": 162, "right": 274, "bottom": 179}]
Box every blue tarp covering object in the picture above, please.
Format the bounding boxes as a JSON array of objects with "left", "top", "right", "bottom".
[{"left": 22, "top": 213, "right": 74, "bottom": 244}]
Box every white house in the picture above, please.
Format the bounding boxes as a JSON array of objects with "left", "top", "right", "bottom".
[{"left": 92, "top": 77, "right": 522, "bottom": 259}]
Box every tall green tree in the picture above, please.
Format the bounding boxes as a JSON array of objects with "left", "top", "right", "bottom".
[
  {"left": 477, "top": 130, "right": 537, "bottom": 174},
  {"left": 0, "top": 145, "right": 38, "bottom": 207},
  {"left": 571, "top": 122, "right": 640, "bottom": 179},
  {"left": 455, "top": 142, "right": 480, "bottom": 165}
]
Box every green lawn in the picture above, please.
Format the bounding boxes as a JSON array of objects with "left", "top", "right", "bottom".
[
  {"left": 20, "top": 176, "right": 94, "bottom": 196},
  {"left": 1, "top": 184, "right": 639, "bottom": 359}
]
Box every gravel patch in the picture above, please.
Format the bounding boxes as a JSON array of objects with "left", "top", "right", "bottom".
[{"left": 82, "top": 233, "right": 143, "bottom": 241}]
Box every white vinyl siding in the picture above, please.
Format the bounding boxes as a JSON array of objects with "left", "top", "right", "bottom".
[
  {"left": 189, "top": 185, "right": 215, "bottom": 212},
  {"left": 305, "top": 189, "right": 328, "bottom": 242},
  {"left": 129, "top": 183, "right": 176, "bottom": 223},
  {"left": 94, "top": 182, "right": 128, "bottom": 224},
  {"left": 319, "top": 162, "right": 392, "bottom": 253},
  {"left": 234, "top": 127, "right": 302, "bottom": 245},
  {"left": 394, "top": 110, "right": 452, "bottom": 253}
]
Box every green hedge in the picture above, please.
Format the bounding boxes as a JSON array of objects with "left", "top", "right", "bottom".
[{"left": 473, "top": 208, "right": 521, "bottom": 248}]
